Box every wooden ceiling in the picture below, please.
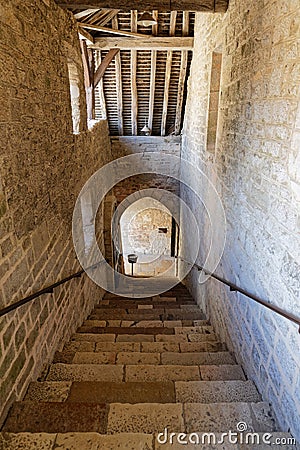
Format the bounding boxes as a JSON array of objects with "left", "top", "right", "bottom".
[
  {"left": 62, "top": 4, "right": 228, "bottom": 136},
  {"left": 58, "top": 1, "right": 229, "bottom": 12}
]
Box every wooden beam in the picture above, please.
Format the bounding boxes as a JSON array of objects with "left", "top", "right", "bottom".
[
  {"left": 80, "top": 40, "right": 94, "bottom": 120},
  {"left": 57, "top": 1, "right": 228, "bottom": 13},
  {"left": 148, "top": 10, "right": 158, "bottom": 133},
  {"left": 112, "top": 16, "right": 123, "bottom": 135},
  {"left": 74, "top": 9, "right": 99, "bottom": 19},
  {"left": 97, "top": 9, "right": 120, "bottom": 26},
  {"left": 93, "top": 48, "right": 120, "bottom": 87},
  {"left": 175, "top": 11, "right": 189, "bottom": 135},
  {"left": 89, "top": 37, "right": 194, "bottom": 51},
  {"left": 78, "top": 27, "right": 95, "bottom": 45},
  {"left": 78, "top": 22, "right": 149, "bottom": 38},
  {"left": 131, "top": 10, "right": 138, "bottom": 135},
  {"left": 161, "top": 11, "right": 177, "bottom": 136},
  {"left": 80, "top": 39, "right": 92, "bottom": 89},
  {"left": 95, "top": 50, "right": 107, "bottom": 120}
]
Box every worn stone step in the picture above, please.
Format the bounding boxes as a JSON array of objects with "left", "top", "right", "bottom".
[
  {"left": 25, "top": 381, "right": 72, "bottom": 402},
  {"left": 77, "top": 326, "right": 175, "bottom": 335},
  {"left": 68, "top": 381, "right": 176, "bottom": 404},
  {"left": 3, "top": 432, "right": 296, "bottom": 450},
  {"left": 125, "top": 365, "right": 201, "bottom": 382},
  {"left": 2, "top": 402, "right": 108, "bottom": 433},
  {"left": 89, "top": 312, "right": 206, "bottom": 321},
  {"left": 96, "top": 301, "right": 196, "bottom": 308},
  {"left": 106, "top": 401, "right": 277, "bottom": 434},
  {"left": 24, "top": 380, "right": 177, "bottom": 404},
  {"left": 174, "top": 326, "right": 214, "bottom": 335},
  {"left": 107, "top": 403, "right": 185, "bottom": 434},
  {"left": 83, "top": 320, "right": 210, "bottom": 329},
  {"left": 199, "top": 364, "right": 246, "bottom": 381},
  {"left": 71, "top": 351, "right": 161, "bottom": 365},
  {"left": 179, "top": 341, "right": 227, "bottom": 352},
  {"left": 47, "top": 364, "right": 124, "bottom": 382},
  {"left": 161, "top": 351, "right": 236, "bottom": 365},
  {"left": 156, "top": 334, "right": 218, "bottom": 343},
  {"left": 59, "top": 336, "right": 227, "bottom": 356},
  {"left": 70, "top": 332, "right": 219, "bottom": 343},
  {"left": 183, "top": 401, "right": 277, "bottom": 433},
  {"left": 175, "top": 380, "right": 260, "bottom": 403}
]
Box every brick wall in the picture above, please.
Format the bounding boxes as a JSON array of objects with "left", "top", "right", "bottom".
[
  {"left": 0, "top": 0, "right": 112, "bottom": 423},
  {"left": 180, "top": 0, "right": 300, "bottom": 439}
]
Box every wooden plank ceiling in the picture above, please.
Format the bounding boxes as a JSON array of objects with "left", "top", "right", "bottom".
[{"left": 71, "top": 8, "right": 197, "bottom": 136}]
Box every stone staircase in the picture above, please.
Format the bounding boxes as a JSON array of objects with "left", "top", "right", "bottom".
[{"left": 0, "top": 283, "right": 297, "bottom": 449}]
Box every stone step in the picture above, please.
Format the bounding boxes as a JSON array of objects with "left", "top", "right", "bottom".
[
  {"left": 71, "top": 332, "right": 219, "bottom": 343},
  {"left": 2, "top": 402, "right": 109, "bottom": 433},
  {"left": 77, "top": 325, "right": 213, "bottom": 336},
  {"left": 96, "top": 301, "right": 197, "bottom": 308},
  {"left": 82, "top": 320, "right": 209, "bottom": 329},
  {"left": 88, "top": 311, "right": 206, "bottom": 321},
  {"left": 25, "top": 381, "right": 176, "bottom": 403},
  {"left": 59, "top": 350, "right": 234, "bottom": 366},
  {"left": 175, "top": 380, "right": 260, "bottom": 403},
  {"left": 2, "top": 431, "right": 297, "bottom": 450},
  {"left": 2, "top": 401, "right": 276, "bottom": 434},
  {"left": 77, "top": 326, "right": 175, "bottom": 335},
  {"left": 107, "top": 401, "right": 277, "bottom": 434},
  {"left": 161, "top": 351, "right": 236, "bottom": 365},
  {"left": 52, "top": 349, "right": 234, "bottom": 366},
  {"left": 24, "top": 380, "right": 259, "bottom": 404}
]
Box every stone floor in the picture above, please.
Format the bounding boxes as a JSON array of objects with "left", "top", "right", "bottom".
[{"left": 0, "top": 284, "right": 298, "bottom": 449}]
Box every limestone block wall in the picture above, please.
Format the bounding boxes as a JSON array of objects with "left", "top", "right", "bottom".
[
  {"left": 180, "top": 0, "right": 300, "bottom": 439},
  {"left": 0, "top": 0, "right": 112, "bottom": 423},
  {"left": 111, "top": 136, "right": 181, "bottom": 204}
]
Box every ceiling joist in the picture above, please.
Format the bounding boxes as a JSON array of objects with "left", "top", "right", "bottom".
[
  {"left": 78, "top": 22, "right": 149, "bottom": 38},
  {"left": 89, "top": 37, "right": 193, "bottom": 50}
]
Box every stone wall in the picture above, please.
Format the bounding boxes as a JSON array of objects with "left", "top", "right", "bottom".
[
  {"left": 180, "top": 0, "right": 300, "bottom": 440},
  {"left": 0, "top": 0, "right": 112, "bottom": 423},
  {"left": 111, "top": 136, "right": 181, "bottom": 204}
]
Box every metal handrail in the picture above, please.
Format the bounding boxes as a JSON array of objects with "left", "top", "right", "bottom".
[
  {"left": 177, "top": 256, "right": 300, "bottom": 331},
  {"left": 0, "top": 260, "right": 105, "bottom": 318}
]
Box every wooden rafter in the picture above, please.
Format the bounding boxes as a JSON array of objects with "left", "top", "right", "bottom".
[
  {"left": 98, "top": 9, "right": 120, "bottom": 26},
  {"left": 93, "top": 48, "right": 120, "bottom": 87},
  {"left": 148, "top": 10, "right": 158, "bottom": 133},
  {"left": 78, "top": 22, "right": 149, "bottom": 38},
  {"left": 74, "top": 9, "right": 99, "bottom": 19},
  {"left": 161, "top": 11, "right": 177, "bottom": 136},
  {"left": 57, "top": 1, "right": 229, "bottom": 13},
  {"left": 89, "top": 37, "right": 193, "bottom": 50},
  {"left": 112, "top": 16, "right": 123, "bottom": 135},
  {"left": 131, "top": 10, "right": 138, "bottom": 135},
  {"left": 175, "top": 10, "right": 189, "bottom": 135}
]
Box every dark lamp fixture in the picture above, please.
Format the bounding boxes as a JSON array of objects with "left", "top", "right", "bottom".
[{"left": 137, "top": 11, "right": 157, "bottom": 27}]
